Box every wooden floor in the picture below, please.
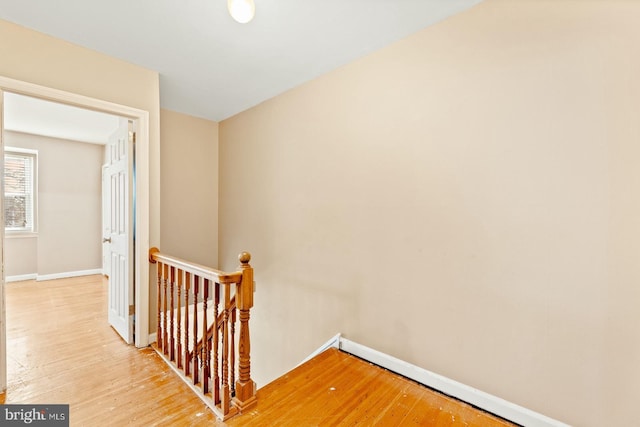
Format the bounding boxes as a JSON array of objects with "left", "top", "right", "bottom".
[
  {"left": 228, "top": 348, "right": 515, "bottom": 427},
  {"left": 3, "top": 275, "right": 516, "bottom": 426},
  {"left": 3, "top": 275, "right": 224, "bottom": 426}
]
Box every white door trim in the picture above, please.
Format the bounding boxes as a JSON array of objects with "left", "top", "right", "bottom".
[
  {"left": 0, "top": 76, "right": 150, "bottom": 361},
  {"left": 0, "top": 88, "right": 7, "bottom": 393}
]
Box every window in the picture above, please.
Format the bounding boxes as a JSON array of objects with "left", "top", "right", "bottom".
[{"left": 4, "top": 147, "right": 37, "bottom": 233}]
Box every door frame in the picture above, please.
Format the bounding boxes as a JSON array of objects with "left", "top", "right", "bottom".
[
  {"left": 0, "top": 87, "right": 5, "bottom": 392},
  {"left": 0, "top": 76, "right": 150, "bottom": 393}
]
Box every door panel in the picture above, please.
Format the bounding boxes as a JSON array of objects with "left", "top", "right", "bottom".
[
  {"left": 106, "top": 118, "right": 133, "bottom": 344},
  {"left": 102, "top": 165, "right": 111, "bottom": 277}
]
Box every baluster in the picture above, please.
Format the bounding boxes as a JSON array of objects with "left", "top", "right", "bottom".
[
  {"left": 156, "top": 261, "right": 163, "bottom": 349},
  {"left": 230, "top": 303, "right": 236, "bottom": 397},
  {"left": 192, "top": 275, "right": 200, "bottom": 385},
  {"left": 221, "top": 282, "right": 231, "bottom": 414},
  {"left": 202, "top": 278, "right": 210, "bottom": 394},
  {"left": 234, "top": 252, "right": 257, "bottom": 411},
  {"left": 184, "top": 272, "right": 191, "bottom": 377},
  {"left": 213, "top": 282, "right": 220, "bottom": 404},
  {"left": 169, "top": 266, "right": 176, "bottom": 361},
  {"left": 162, "top": 264, "right": 169, "bottom": 355},
  {"left": 176, "top": 269, "right": 183, "bottom": 369}
]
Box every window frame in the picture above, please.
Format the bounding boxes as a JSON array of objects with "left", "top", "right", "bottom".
[{"left": 3, "top": 146, "right": 38, "bottom": 235}]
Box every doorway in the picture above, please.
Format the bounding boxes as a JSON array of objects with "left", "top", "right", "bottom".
[{"left": 0, "top": 76, "right": 150, "bottom": 393}]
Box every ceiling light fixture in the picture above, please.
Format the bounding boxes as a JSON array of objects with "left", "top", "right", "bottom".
[{"left": 228, "top": 0, "right": 256, "bottom": 24}]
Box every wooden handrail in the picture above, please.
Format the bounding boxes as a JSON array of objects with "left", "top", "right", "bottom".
[
  {"left": 149, "top": 248, "right": 257, "bottom": 420},
  {"left": 149, "top": 248, "right": 242, "bottom": 284}
]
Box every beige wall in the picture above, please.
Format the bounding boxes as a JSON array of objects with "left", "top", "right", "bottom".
[
  {"left": 0, "top": 18, "right": 160, "bottom": 255},
  {"left": 4, "top": 131, "right": 103, "bottom": 277},
  {"left": 160, "top": 109, "right": 219, "bottom": 267},
  {"left": 219, "top": 1, "right": 640, "bottom": 425},
  {"left": 4, "top": 235, "right": 36, "bottom": 277}
]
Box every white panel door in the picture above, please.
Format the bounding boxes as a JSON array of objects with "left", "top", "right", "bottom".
[{"left": 106, "top": 118, "right": 133, "bottom": 344}]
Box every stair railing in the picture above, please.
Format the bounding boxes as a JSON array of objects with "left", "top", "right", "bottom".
[{"left": 148, "top": 248, "right": 257, "bottom": 420}]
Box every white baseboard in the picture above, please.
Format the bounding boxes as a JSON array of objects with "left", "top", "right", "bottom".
[
  {"left": 6, "top": 273, "right": 37, "bottom": 283},
  {"left": 304, "top": 335, "right": 569, "bottom": 427},
  {"left": 297, "top": 333, "right": 342, "bottom": 367},
  {"left": 36, "top": 269, "right": 103, "bottom": 282},
  {"left": 148, "top": 333, "right": 157, "bottom": 344}
]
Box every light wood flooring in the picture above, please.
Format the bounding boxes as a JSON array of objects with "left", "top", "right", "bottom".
[
  {"left": 228, "top": 348, "right": 516, "bottom": 427},
  {"left": 3, "top": 275, "right": 516, "bottom": 426},
  {"left": 3, "top": 275, "right": 223, "bottom": 426}
]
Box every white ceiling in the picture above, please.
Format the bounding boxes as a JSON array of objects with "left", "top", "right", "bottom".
[
  {"left": 0, "top": 0, "right": 482, "bottom": 123},
  {"left": 3, "top": 92, "right": 120, "bottom": 145}
]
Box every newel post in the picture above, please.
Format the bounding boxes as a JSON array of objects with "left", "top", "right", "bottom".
[
  {"left": 233, "top": 251, "right": 257, "bottom": 411},
  {"left": 149, "top": 247, "right": 161, "bottom": 348}
]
